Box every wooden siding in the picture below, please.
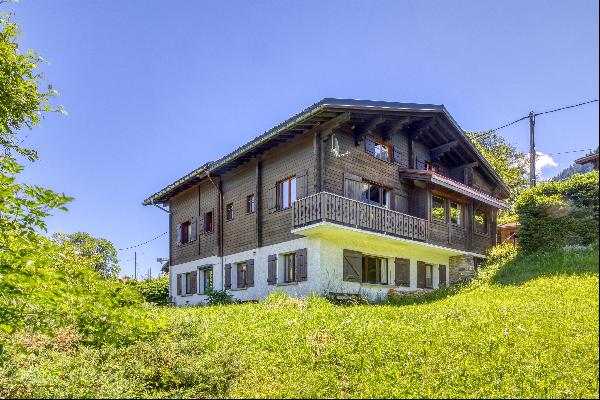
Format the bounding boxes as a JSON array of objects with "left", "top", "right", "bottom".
[
  {"left": 222, "top": 163, "right": 257, "bottom": 256},
  {"left": 261, "top": 134, "right": 316, "bottom": 247},
  {"left": 323, "top": 129, "right": 410, "bottom": 197},
  {"left": 169, "top": 188, "right": 200, "bottom": 266}
]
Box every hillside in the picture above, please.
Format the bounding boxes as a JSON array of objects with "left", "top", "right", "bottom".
[{"left": 1, "top": 246, "right": 598, "bottom": 398}]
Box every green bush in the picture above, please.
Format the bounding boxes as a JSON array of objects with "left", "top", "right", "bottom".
[
  {"left": 127, "top": 275, "right": 169, "bottom": 305},
  {"left": 515, "top": 171, "right": 599, "bottom": 252},
  {"left": 204, "top": 289, "right": 233, "bottom": 305}
]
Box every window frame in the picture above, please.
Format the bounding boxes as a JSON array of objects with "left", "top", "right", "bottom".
[
  {"left": 431, "top": 195, "right": 446, "bottom": 222},
  {"left": 184, "top": 272, "right": 193, "bottom": 295},
  {"left": 361, "top": 254, "right": 388, "bottom": 285},
  {"left": 360, "top": 180, "right": 390, "bottom": 209},
  {"left": 283, "top": 252, "right": 296, "bottom": 283},
  {"left": 237, "top": 262, "right": 248, "bottom": 289},
  {"left": 202, "top": 267, "right": 213, "bottom": 294},
  {"left": 204, "top": 211, "right": 214, "bottom": 233},
  {"left": 276, "top": 176, "right": 297, "bottom": 210},
  {"left": 180, "top": 220, "right": 192, "bottom": 244},
  {"left": 226, "top": 202, "right": 235, "bottom": 221},
  {"left": 474, "top": 209, "right": 489, "bottom": 235},
  {"left": 373, "top": 139, "right": 393, "bottom": 162},
  {"left": 449, "top": 201, "right": 463, "bottom": 226},
  {"left": 246, "top": 194, "right": 256, "bottom": 214}
]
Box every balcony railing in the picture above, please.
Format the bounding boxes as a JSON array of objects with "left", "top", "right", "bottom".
[{"left": 292, "top": 192, "right": 428, "bottom": 242}]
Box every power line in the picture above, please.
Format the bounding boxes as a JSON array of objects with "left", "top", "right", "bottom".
[
  {"left": 118, "top": 231, "right": 168, "bottom": 251},
  {"left": 491, "top": 99, "right": 598, "bottom": 132},
  {"left": 544, "top": 148, "right": 596, "bottom": 156}
]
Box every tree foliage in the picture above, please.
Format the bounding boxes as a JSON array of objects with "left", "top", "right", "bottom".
[
  {"left": 53, "top": 232, "right": 121, "bottom": 278},
  {"left": 126, "top": 275, "right": 169, "bottom": 305},
  {"left": 467, "top": 130, "right": 529, "bottom": 208},
  {"left": 514, "top": 171, "right": 599, "bottom": 252}
]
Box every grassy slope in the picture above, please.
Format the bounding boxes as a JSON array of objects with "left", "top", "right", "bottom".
[{"left": 1, "top": 247, "right": 598, "bottom": 398}]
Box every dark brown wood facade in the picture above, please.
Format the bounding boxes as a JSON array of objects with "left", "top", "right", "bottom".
[{"left": 163, "top": 103, "right": 507, "bottom": 266}]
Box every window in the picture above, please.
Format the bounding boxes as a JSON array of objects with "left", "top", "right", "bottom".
[
  {"left": 360, "top": 181, "right": 390, "bottom": 208},
  {"left": 373, "top": 140, "right": 392, "bottom": 162},
  {"left": 425, "top": 264, "right": 433, "bottom": 289},
  {"left": 202, "top": 267, "right": 213, "bottom": 293},
  {"left": 246, "top": 194, "right": 256, "bottom": 213},
  {"left": 180, "top": 220, "right": 191, "bottom": 244},
  {"left": 204, "top": 211, "right": 213, "bottom": 233},
  {"left": 362, "top": 255, "right": 388, "bottom": 284},
  {"left": 184, "top": 272, "right": 193, "bottom": 295},
  {"left": 424, "top": 161, "right": 441, "bottom": 174},
  {"left": 226, "top": 203, "right": 234, "bottom": 221},
  {"left": 432, "top": 196, "right": 446, "bottom": 221},
  {"left": 474, "top": 209, "right": 488, "bottom": 234},
  {"left": 283, "top": 253, "right": 296, "bottom": 283},
  {"left": 277, "top": 176, "right": 297, "bottom": 210},
  {"left": 449, "top": 202, "right": 462, "bottom": 225},
  {"left": 237, "top": 262, "right": 248, "bottom": 288}
]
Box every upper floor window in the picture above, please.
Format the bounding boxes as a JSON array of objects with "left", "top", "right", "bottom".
[
  {"left": 204, "top": 211, "right": 214, "bottom": 233},
  {"left": 277, "top": 176, "right": 297, "bottom": 210},
  {"left": 449, "top": 202, "right": 462, "bottom": 225},
  {"left": 432, "top": 196, "right": 446, "bottom": 221},
  {"left": 474, "top": 209, "right": 488, "bottom": 234},
  {"left": 226, "top": 203, "right": 235, "bottom": 221},
  {"left": 361, "top": 181, "right": 390, "bottom": 208},
  {"left": 246, "top": 194, "right": 256, "bottom": 213},
  {"left": 373, "top": 140, "right": 392, "bottom": 162},
  {"left": 176, "top": 217, "right": 196, "bottom": 246},
  {"left": 362, "top": 255, "right": 388, "bottom": 285}
]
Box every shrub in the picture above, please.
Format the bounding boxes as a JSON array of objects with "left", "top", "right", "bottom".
[
  {"left": 515, "top": 171, "right": 598, "bottom": 252},
  {"left": 127, "top": 275, "right": 169, "bottom": 305},
  {"left": 204, "top": 289, "right": 233, "bottom": 306}
]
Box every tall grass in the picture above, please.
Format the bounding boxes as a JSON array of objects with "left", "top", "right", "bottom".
[{"left": 1, "top": 246, "right": 598, "bottom": 398}]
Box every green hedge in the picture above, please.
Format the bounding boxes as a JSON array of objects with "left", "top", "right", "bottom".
[
  {"left": 127, "top": 275, "right": 169, "bottom": 305},
  {"left": 515, "top": 171, "right": 599, "bottom": 252}
]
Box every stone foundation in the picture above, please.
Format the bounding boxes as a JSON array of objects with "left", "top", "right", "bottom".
[{"left": 449, "top": 254, "right": 476, "bottom": 284}]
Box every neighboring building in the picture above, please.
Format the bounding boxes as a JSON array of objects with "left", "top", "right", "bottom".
[
  {"left": 498, "top": 222, "right": 520, "bottom": 245},
  {"left": 143, "top": 98, "right": 509, "bottom": 305},
  {"left": 574, "top": 153, "right": 599, "bottom": 171}
]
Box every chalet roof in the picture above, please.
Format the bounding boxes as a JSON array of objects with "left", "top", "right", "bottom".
[
  {"left": 574, "top": 153, "right": 599, "bottom": 165},
  {"left": 143, "top": 98, "right": 510, "bottom": 205}
]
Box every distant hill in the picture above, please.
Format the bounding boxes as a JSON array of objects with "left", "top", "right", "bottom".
[{"left": 552, "top": 148, "right": 598, "bottom": 181}]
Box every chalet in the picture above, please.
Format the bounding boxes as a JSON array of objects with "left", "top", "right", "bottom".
[{"left": 143, "top": 99, "right": 509, "bottom": 305}]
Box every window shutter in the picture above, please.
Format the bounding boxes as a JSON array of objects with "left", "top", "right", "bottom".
[
  {"left": 247, "top": 259, "right": 254, "bottom": 287},
  {"left": 224, "top": 263, "right": 231, "bottom": 289},
  {"left": 393, "top": 146, "right": 402, "bottom": 166},
  {"left": 268, "top": 185, "right": 277, "bottom": 213},
  {"left": 176, "top": 273, "right": 182, "bottom": 295},
  {"left": 267, "top": 254, "right": 277, "bottom": 285},
  {"left": 176, "top": 223, "right": 182, "bottom": 246},
  {"left": 417, "top": 261, "right": 427, "bottom": 289},
  {"left": 296, "top": 169, "right": 308, "bottom": 199},
  {"left": 343, "top": 249, "right": 362, "bottom": 282},
  {"left": 295, "top": 248, "right": 308, "bottom": 282},
  {"left": 190, "top": 270, "right": 197, "bottom": 294},
  {"left": 364, "top": 135, "right": 376, "bottom": 156},
  {"left": 394, "top": 258, "right": 410, "bottom": 287},
  {"left": 439, "top": 264, "right": 447, "bottom": 288},
  {"left": 190, "top": 217, "right": 197, "bottom": 242},
  {"left": 343, "top": 173, "right": 363, "bottom": 201}
]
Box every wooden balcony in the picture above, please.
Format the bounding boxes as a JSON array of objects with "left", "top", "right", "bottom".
[{"left": 292, "top": 192, "right": 428, "bottom": 242}]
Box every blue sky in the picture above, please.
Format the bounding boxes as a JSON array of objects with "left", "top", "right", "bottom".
[{"left": 9, "top": 0, "right": 599, "bottom": 277}]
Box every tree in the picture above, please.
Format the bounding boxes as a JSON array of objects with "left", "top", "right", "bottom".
[
  {"left": 466, "top": 130, "right": 529, "bottom": 221},
  {"left": 53, "top": 232, "right": 121, "bottom": 277}
]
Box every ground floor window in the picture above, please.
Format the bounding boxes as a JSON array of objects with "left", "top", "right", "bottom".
[
  {"left": 237, "top": 262, "right": 248, "bottom": 289},
  {"left": 362, "top": 255, "right": 388, "bottom": 284},
  {"left": 284, "top": 253, "right": 296, "bottom": 283},
  {"left": 201, "top": 267, "right": 213, "bottom": 293},
  {"left": 425, "top": 264, "right": 433, "bottom": 289},
  {"left": 184, "top": 272, "right": 193, "bottom": 294}
]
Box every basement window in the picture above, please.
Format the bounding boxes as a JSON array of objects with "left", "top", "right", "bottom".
[{"left": 362, "top": 255, "right": 388, "bottom": 285}]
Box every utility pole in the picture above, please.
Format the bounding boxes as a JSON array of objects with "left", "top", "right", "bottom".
[
  {"left": 134, "top": 251, "right": 137, "bottom": 280},
  {"left": 529, "top": 111, "right": 536, "bottom": 187}
]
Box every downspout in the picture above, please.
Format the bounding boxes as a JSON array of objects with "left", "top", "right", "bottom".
[{"left": 206, "top": 170, "right": 224, "bottom": 291}]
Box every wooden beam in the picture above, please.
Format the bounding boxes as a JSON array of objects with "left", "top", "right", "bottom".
[
  {"left": 354, "top": 115, "right": 385, "bottom": 145},
  {"left": 382, "top": 117, "right": 410, "bottom": 140},
  {"left": 412, "top": 117, "right": 437, "bottom": 141},
  {"left": 431, "top": 140, "right": 459, "bottom": 161},
  {"left": 316, "top": 112, "right": 351, "bottom": 139}
]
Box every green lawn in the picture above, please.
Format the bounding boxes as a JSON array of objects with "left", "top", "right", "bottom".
[{"left": 1, "top": 247, "right": 598, "bottom": 398}]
